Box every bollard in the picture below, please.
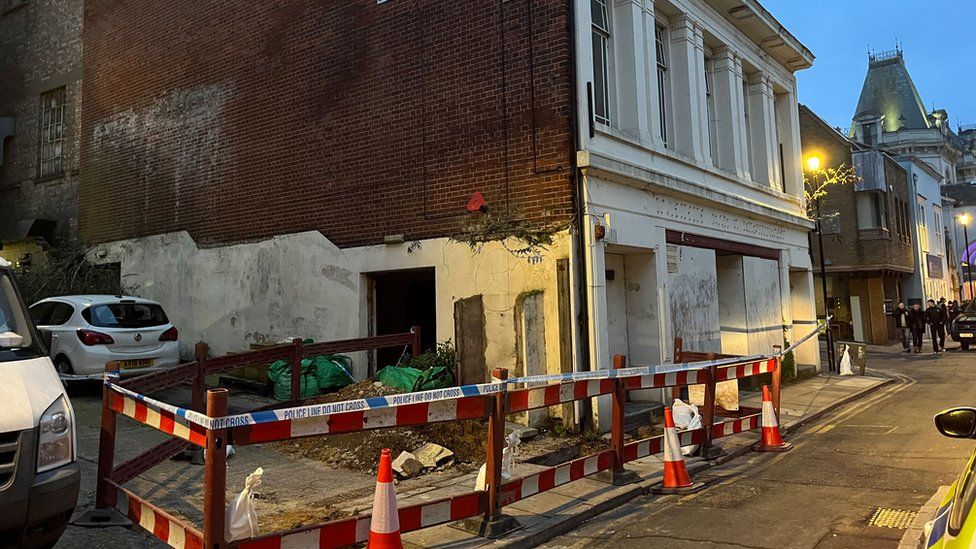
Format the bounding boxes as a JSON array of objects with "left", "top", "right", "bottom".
[
  {"left": 460, "top": 368, "right": 520, "bottom": 538},
  {"left": 73, "top": 362, "right": 131, "bottom": 527},
  {"left": 596, "top": 355, "right": 640, "bottom": 485},
  {"left": 204, "top": 389, "right": 229, "bottom": 548}
]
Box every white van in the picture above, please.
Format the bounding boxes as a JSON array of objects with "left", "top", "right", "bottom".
[{"left": 0, "top": 258, "right": 80, "bottom": 548}]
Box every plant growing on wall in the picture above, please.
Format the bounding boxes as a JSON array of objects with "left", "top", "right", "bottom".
[
  {"left": 803, "top": 163, "right": 860, "bottom": 220},
  {"left": 450, "top": 208, "right": 570, "bottom": 258}
]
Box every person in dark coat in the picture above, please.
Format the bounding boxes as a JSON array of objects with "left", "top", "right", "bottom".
[
  {"left": 907, "top": 302, "right": 926, "bottom": 353},
  {"left": 891, "top": 302, "right": 911, "bottom": 353},
  {"left": 924, "top": 299, "right": 947, "bottom": 353},
  {"left": 948, "top": 300, "right": 961, "bottom": 323}
]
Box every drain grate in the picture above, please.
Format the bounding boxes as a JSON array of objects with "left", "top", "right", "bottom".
[{"left": 867, "top": 508, "right": 917, "bottom": 529}]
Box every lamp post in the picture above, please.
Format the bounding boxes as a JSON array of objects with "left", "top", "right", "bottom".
[
  {"left": 806, "top": 155, "right": 836, "bottom": 373},
  {"left": 960, "top": 213, "right": 974, "bottom": 300}
]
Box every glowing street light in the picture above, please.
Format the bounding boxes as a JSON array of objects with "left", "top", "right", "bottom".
[{"left": 805, "top": 155, "right": 822, "bottom": 172}]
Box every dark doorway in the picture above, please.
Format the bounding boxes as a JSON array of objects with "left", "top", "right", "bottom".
[{"left": 369, "top": 268, "right": 436, "bottom": 371}]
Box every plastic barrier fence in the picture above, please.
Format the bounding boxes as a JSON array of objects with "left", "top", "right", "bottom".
[{"left": 87, "top": 323, "right": 822, "bottom": 549}]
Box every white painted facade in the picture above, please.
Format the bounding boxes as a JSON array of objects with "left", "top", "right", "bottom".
[
  {"left": 575, "top": 0, "right": 817, "bottom": 424},
  {"left": 896, "top": 156, "right": 953, "bottom": 302}
]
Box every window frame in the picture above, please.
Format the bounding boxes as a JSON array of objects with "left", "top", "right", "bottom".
[
  {"left": 38, "top": 87, "right": 67, "bottom": 179},
  {"left": 590, "top": 0, "right": 612, "bottom": 127},
  {"left": 654, "top": 22, "right": 671, "bottom": 148}
]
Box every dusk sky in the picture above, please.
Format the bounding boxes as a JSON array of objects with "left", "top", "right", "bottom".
[{"left": 763, "top": 0, "right": 976, "bottom": 132}]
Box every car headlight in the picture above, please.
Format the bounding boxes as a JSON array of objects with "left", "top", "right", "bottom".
[{"left": 37, "top": 396, "right": 74, "bottom": 473}]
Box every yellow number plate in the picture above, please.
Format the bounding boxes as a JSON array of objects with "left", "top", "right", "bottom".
[{"left": 119, "top": 359, "right": 154, "bottom": 369}]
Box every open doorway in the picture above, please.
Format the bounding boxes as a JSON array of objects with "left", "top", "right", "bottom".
[{"left": 368, "top": 268, "right": 436, "bottom": 372}]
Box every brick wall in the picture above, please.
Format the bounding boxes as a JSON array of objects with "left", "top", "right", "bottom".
[
  {"left": 79, "top": 0, "right": 575, "bottom": 248},
  {"left": 0, "top": 0, "right": 83, "bottom": 243},
  {"left": 799, "top": 107, "right": 914, "bottom": 272}
]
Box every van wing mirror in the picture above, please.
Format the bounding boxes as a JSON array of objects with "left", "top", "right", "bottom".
[
  {"left": 934, "top": 407, "right": 976, "bottom": 439},
  {"left": 0, "top": 331, "right": 24, "bottom": 348}
]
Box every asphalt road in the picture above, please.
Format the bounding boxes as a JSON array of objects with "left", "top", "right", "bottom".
[{"left": 542, "top": 347, "right": 976, "bottom": 549}]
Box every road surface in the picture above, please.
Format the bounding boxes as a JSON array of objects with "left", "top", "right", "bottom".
[{"left": 543, "top": 347, "right": 976, "bottom": 548}]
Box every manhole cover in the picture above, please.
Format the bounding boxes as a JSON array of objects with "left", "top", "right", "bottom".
[{"left": 867, "top": 507, "right": 917, "bottom": 529}]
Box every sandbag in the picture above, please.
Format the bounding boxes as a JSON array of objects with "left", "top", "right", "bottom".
[
  {"left": 313, "top": 354, "right": 354, "bottom": 392},
  {"left": 226, "top": 467, "right": 263, "bottom": 541},
  {"left": 377, "top": 365, "right": 424, "bottom": 392},
  {"left": 672, "top": 398, "right": 702, "bottom": 456},
  {"left": 268, "top": 359, "right": 320, "bottom": 401}
]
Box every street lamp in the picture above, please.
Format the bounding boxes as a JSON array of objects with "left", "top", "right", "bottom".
[
  {"left": 805, "top": 154, "right": 836, "bottom": 372},
  {"left": 959, "top": 213, "right": 974, "bottom": 299}
]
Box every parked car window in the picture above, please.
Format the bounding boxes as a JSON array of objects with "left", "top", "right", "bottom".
[
  {"left": 0, "top": 269, "right": 42, "bottom": 361},
  {"left": 47, "top": 303, "right": 74, "bottom": 326},
  {"left": 82, "top": 303, "right": 169, "bottom": 328},
  {"left": 29, "top": 302, "right": 55, "bottom": 325}
]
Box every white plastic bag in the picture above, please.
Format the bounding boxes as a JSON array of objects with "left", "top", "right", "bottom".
[
  {"left": 671, "top": 399, "right": 702, "bottom": 456},
  {"left": 475, "top": 432, "right": 521, "bottom": 490},
  {"left": 839, "top": 345, "right": 854, "bottom": 376},
  {"left": 225, "top": 467, "right": 263, "bottom": 541}
]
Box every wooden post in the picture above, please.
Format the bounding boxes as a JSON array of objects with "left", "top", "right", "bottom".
[
  {"left": 290, "top": 338, "right": 303, "bottom": 402},
  {"left": 410, "top": 325, "right": 422, "bottom": 358},
  {"left": 486, "top": 367, "right": 508, "bottom": 519},
  {"left": 698, "top": 354, "right": 723, "bottom": 459},
  {"left": 203, "top": 389, "right": 228, "bottom": 549},
  {"left": 670, "top": 338, "right": 684, "bottom": 402},
  {"left": 94, "top": 361, "right": 119, "bottom": 509},
  {"left": 192, "top": 342, "right": 208, "bottom": 413}
]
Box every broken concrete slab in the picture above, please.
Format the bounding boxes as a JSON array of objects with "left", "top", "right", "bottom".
[{"left": 392, "top": 451, "right": 425, "bottom": 478}]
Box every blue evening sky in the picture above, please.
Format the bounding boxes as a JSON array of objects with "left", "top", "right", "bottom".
[{"left": 763, "top": 0, "right": 976, "bottom": 131}]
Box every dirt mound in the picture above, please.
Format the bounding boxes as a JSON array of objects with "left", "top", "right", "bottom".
[{"left": 276, "top": 381, "right": 487, "bottom": 473}]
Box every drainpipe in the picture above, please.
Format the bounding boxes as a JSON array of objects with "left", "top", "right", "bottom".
[{"left": 566, "top": 0, "right": 594, "bottom": 432}]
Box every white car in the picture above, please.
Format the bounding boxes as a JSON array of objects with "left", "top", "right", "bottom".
[{"left": 29, "top": 295, "right": 180, "bottom": 379}]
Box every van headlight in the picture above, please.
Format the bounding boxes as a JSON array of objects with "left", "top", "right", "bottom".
[{"left": 37, "top": 396, "right": 74, "bottom": 473}]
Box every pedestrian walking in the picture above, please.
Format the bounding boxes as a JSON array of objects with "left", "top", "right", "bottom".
[
  {"left": 949, "top": 300, "right": 961, "bottom": 323},
  {"left": 891, "top": 302, "right": 911, "bottom": 353},
  {"left": 907, "top": 302, "right": 926, "bottom": 353},
  {"left": 925, "top": 299, "right": 947, "bottom": 353}
]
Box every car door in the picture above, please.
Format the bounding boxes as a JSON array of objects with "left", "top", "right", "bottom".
[
  {"left": 29, "top": 302, "right": 56, "bottom": 350},
  {"left": 32, "top": 301, "right": 75, "bottom": 357}
]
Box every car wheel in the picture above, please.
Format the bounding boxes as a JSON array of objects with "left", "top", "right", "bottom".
[
  {"left": 962, "top": 342, "right": 970, "bottom": 350},
  {"left": 54, "top": 356, "right": 74, "bottom": 376}
]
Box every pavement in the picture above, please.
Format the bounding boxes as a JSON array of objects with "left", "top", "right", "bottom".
[
  {"left": 54, "top": 346, "right": 960, "bottom": 549},
  {"left": 539, "top": 343, "right": 976, "bottom": 549}
]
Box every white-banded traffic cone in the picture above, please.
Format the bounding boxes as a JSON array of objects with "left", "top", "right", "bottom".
[
  {"left": 651, "top": 407, "right": 704, "bottom": 494},
  {"left": 753, "top": 385, "right": 793, "bottom": 452},
  {"left": 368, "top": 448, "right": 402, "bottom": 548}
]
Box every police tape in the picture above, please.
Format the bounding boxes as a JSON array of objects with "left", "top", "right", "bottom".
[{"left": 107, "top": 323, "right": 823, "bottom": 432}]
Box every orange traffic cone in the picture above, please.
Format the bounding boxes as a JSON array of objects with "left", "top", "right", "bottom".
[
  {"left": 368, "top": 448, "right": 403, "bottom": 548},
  {"left": 651, "top": 407, "right": 704, "bottom": 494},
  {"left": 753, "top": 385, "right": 793, "bottom": 452}
]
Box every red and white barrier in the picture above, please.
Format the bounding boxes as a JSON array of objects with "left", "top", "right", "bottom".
[
  {"left": 110, "top": 482, "right": 204, "bottom": 549},
  {"left": 107, "top": 389, "right": 207, "bottom": 447}
]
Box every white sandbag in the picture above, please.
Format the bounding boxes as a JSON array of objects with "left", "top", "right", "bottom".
[
  {"left": 839, "top": 345, "right": 854, "bottom": 376},
  {"left": 226, "top": 467, "right": 263, "bottom": 541},
  {"left": 671, "top": 398, "right": 702, "bottom": 456},
  {"left": 475, "top": 432, "right": 521, "bottom": 490}
]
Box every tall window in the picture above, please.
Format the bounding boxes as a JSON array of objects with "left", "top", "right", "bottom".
[
  {"left": 855, "top": 192, "right": 888, "bottom": 230},
  {"left": 918, "top": 197, "right": 929, "bottom": 253},
  {"left": 39, "top": 87, "right": 66, "bottom": 178},
  {"left": 742, "top": 78, "right": 753, "bottom": 175},
  {"left": 704, "top": 57, "right": 718, "bottom": 162},
  {"left": 591, "top": 0, "right": 611, "bottom": 126},
  {"left": 934, "top": 205, "right": 944, "bottom": 254},
  {"left": 654, "top": 24, "right": 670, "bottom": 147},
  {"left": 862, "top": 122, "right": 876, "bottom": 146}
]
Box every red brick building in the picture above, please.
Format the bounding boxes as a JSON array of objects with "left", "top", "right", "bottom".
[
  {"left": 80, "top": 0, "right": 580, "bottom": 393},
  {"left": 80, "top": 1, "right": 575, "bottom": 248}
]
